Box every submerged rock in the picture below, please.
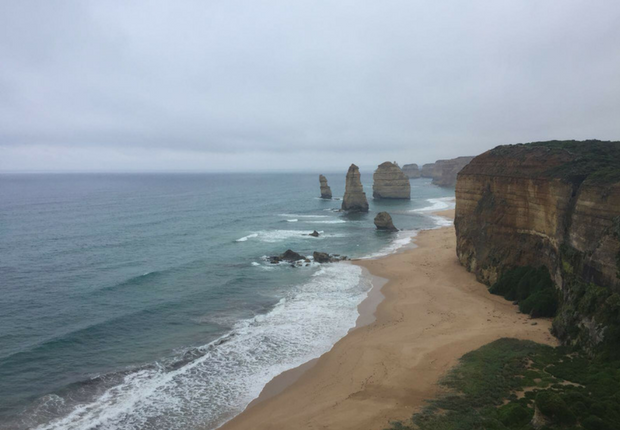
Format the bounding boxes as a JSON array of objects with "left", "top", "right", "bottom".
[
  {"left": 373, "top": 162, "right": 411, "bottom": 199},
  {"left": 342, "top": 164, "right": 369, "bottom": 212},
  {"left": 319, "top": 175, "right": 332, "bottom": 199},
  {"left": 374, "top": 212, "right": 398, "bottom": 232},
  {"left": 402, "top": 163, "right": 421, "bottom": 179}
]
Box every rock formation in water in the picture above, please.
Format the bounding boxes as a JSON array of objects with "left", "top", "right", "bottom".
[
  {"left": 269, "top": 249, "right": 304, "bottom": 264},
  {"left": 454, "top": 140, "right": 620, "bottom": 348},
  {"left": 401, "top": 163, "right": 421, "bottom": 179},
  {"left": 372, "top": 162, "right": 411, "bottom": 199},
  {"left": 431, "top": 156, "right": 474, "bottom": 187},
  {"left": 341, "top": 164, "right": 369, "bottom": 212},
  {"left": 319, "top": 175, "right": 332, "bottom": 199},
  {"left": 374, "top": 212, "right": 398, "bottom": 232},
  {"left": 421, "top": 163, "right": 435, "bottom": 178},
  {"left": 309, "top": 230, "right": 320, "bottom": 237}
]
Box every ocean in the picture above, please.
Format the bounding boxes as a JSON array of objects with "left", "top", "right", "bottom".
[{"left": 0, "top": 173, "right": 454, "bottom": 430}]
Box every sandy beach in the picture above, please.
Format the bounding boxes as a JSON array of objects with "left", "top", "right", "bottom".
[{"left": 221, "top": 210, "right": 557, "bottom": 430}]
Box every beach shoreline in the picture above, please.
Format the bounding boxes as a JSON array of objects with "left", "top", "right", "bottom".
[{"left": 220, "top": 209, "right": 558, "bottom": 430}]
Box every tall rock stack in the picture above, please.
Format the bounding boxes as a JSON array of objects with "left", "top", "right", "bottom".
[
  {"left": 402, "top": 163, "right": 421, "bottom": 178},
  {"left": 421, "top": 163, "right": 435, "bottom": 178},
  {"left": 319, "top": 175, "right": 332, "bottom": 199},
  {"left": 341, "top": 164, "right": 369, "bottom": 212},
  {"left": 372, "top": 162, "right": 411, "bottom": 199}
]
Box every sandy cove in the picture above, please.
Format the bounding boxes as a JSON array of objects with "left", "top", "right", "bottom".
[{"left": 221, "top": 210, "right": 557, "bottom": 430}]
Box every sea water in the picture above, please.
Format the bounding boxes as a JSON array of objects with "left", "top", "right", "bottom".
[{"left": 0, "top": 173, "right": 454, "bottom": 430}]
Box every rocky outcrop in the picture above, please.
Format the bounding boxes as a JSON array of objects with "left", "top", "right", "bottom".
[
  {"left": 309, "top": 230, "right": 320, "bottom": 237},
  {"left": 372, "top": 162, "right": 411, "bottom": 199},
  {"left": 374, "top": 212, "right": 398, "bottom": 232},
  {"left": 402, "top": 163, "right": 421, "bottom": 179},
  {"left": 319, "top": 175, "right": 332, "bottom": 199},
  {"left": 454, "top": 140, "right": 620, "bottom": 348},
  {"left": 432, "top": 156, "right": 474, "bottom": 187},
  {"left": 269, "top": 249, "right": 304, "bottom": 264},
  {"left": 421, "top": 163, "right": 435, "bottom": 178},
  {"left": 342, "top": 164, "right": 369, "bottom": 212}
]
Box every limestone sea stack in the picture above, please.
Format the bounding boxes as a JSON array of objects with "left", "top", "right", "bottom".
[
  {"left": 372, "top": 162, "right": 411, "bottom": 199},
  {"left": 341, "top": 164, "right": 369, "bottom": 212},
  {"left": 319, "top": 175, "right": 332, "bottom": 199},
  {"left": 421, "top": 163, "right": 435, "bottom": 178},
  {"left": 401, "top": 163, "right": 421, "bottom": 178},
  {"left": 374, "top": 212, "right": 398, "bottom": 232}
]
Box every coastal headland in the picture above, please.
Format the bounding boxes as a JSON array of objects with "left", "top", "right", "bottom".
[{"left": 220, "top": 210, "right": 557, "bottom": 430}]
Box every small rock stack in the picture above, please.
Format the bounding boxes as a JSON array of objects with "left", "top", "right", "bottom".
[{"left": 319, "top": 175, "right": 332, "bottom": 199}]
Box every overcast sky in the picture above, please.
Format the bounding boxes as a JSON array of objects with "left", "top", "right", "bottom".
[{"left": 1, "top": 1, "right": 619, "bottom": 172}]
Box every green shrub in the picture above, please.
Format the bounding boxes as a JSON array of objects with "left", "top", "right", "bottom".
[
  {"left": 582, "top": 415, "right": 611, "bottom": 430},
  {"left": 497, "top": 402, "right": 532, "bottom": 427},
  {"left": 490, "top": 266, "right": 558, "bottom": 317},
  {"left": 535, "top": 390, "right": 576, "bottom": 425}
]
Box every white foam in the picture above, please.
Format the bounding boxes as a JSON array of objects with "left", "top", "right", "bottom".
[
  {"left": 286, "top": 219, "right": 298, "bottom": 222},
  {"left": 412, "top": 197, "right": 455, "bottom": 212},
  {"left": 251, "top": 262, "right": 260, "bottom": 267},
  {"left": 429, "top": 215, "right": 454, "bottom": 228},
  {"left": 362, "top": 230, "right": 419, "bottom": 259},
  {"left": 34, "top": 264, "right": 371, "bottom": 430},
  {"left": 278, "top": 214, "right": 330, "bottom": 218},
  {"left": 235, "top": 233, "right": 258, "bottom": 242},
  {"left": 236, "top": 230, "right": 343, "bottom": 243},
  {"left": 306, "top": 219, "right": 346, "bottom": 224}
]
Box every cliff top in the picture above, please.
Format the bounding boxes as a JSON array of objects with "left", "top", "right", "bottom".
[{"left": 472, "top": 140, "right": 620, "bottom": 184}]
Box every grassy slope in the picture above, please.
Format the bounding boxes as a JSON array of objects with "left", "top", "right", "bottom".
[{"left": 388, "top": 338, "right": 620, "bottom": 430}]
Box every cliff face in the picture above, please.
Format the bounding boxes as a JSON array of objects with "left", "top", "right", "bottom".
[
  {"left": 401, "top": 163, "right": 421, "bottom": 179},
  {"left": 342, "top": 164, "right": 369, "bottom": 212},
  {"left": 432, "top": 156, "right": 474, "bottom": 187},
  {"left": 455, "top": 141, "right": 620, "bottom": 348},
  {"left": 421, "top": 163, "right": 435, "bottom": 178},
  {"left": 319, "top": 175, "right": 332, "bottom": 199},
  {"left": 372, "top": 162, "right": 411, "bottom": 199}
]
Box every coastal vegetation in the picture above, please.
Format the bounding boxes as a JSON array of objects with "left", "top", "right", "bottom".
[
  {"left": 489, "top": 267, "right": 558, "bottom": 318},
  {"left": 388, "top": 338, "right": 620, "bottom": 430}
]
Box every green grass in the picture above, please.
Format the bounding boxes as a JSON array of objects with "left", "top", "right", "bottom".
[
  {"left": 525, "top": 140, "right": 620, "bottom": 184},
  {"left": 387, "top": 338, "right": 620, "bottom": 430}
]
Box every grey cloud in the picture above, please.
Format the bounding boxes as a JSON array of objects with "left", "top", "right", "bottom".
[{"left": 1, "top": 0, "right": 619, "bottom": 171}]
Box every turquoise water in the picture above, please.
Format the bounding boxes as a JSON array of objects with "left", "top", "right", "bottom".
[{"left": 0, "top": 173, "right": 454, "bottom": 430}]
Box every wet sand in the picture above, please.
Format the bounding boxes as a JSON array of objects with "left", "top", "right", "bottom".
[{"left": 220, "top": 210, "right": 557, "bottom": 430}]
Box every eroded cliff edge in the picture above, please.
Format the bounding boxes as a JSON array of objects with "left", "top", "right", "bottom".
[{"left": 455, "top": 140, "right": 620, "bottom": 349}]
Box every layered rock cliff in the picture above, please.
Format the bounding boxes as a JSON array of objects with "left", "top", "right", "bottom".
[
  {"left": 421, "top": 163, "right": 435, "bottom": 178},
  {"left": 342, "top": 164, "right": 369, "bottom": 212},
  {"left": 401, "top": 163, "right": 421, "bottom": 179},
  {"left": 455, "top": 140, "right": 620, "bottom": 349},
  {"left": 319, "top": 175, "right": 332, "bottom": 199},
  {"left": 372, "top": 162, "right": 410, "bottom": 199},
  {"left": 432, "top": 156, "right": 474, "bottom": 187}
]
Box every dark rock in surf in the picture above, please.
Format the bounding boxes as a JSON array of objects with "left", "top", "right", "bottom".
[{"left": 374, "top": 212, "right": 398, "bottom": 232}]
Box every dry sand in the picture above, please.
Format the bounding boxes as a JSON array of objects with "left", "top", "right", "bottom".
[{"left": 221, "top": 210, "right": 557, "bottom": 430}]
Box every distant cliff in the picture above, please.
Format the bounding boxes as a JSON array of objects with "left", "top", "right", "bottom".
[
  {"left": 421, "top": 163, "right": 435, "bottom": 178},
  {"left": 455, "top": 140, "right": 620, "bottom": 349},
  {"left": 401, "top": 163, "right": 421, "bottom": 179},
  {"left": 431, "top": 156, "right": 474, "bottom": 187}
]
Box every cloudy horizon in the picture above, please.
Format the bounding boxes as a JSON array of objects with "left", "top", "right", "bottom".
[{"left": 1, "top": 1, "right": 619, "bottom": 173}]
